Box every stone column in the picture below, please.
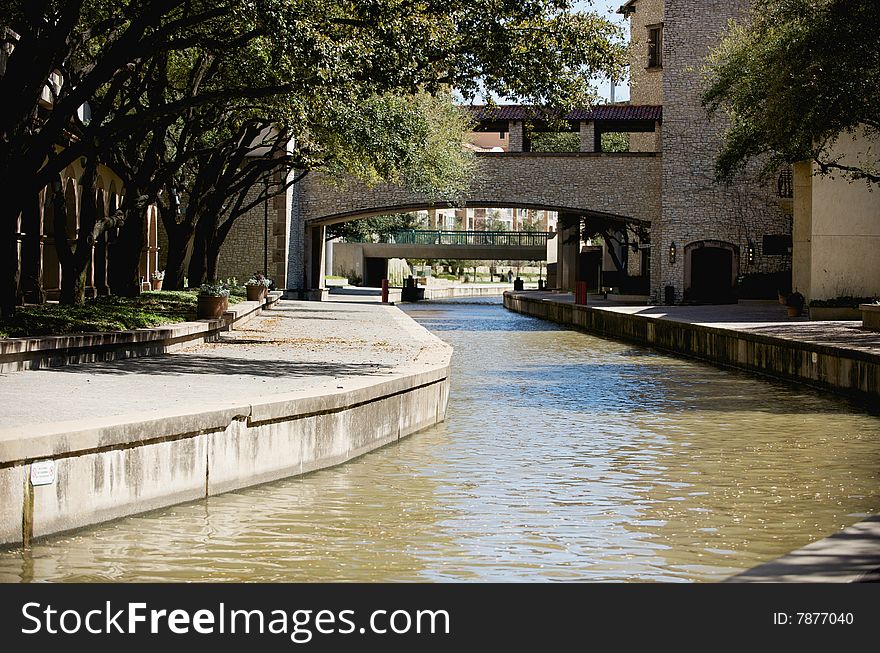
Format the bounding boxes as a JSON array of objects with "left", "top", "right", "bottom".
[
  {"left": 557, "top": 212, "right": 581, "bottom": 292},
  {"left": 579, "top": 121, "right": 595, "bottom": 152},
  {"left": 792, "top": 161, "right": 813, "bottom": 301},
  {"left": 508, "top": 121, "right": 524, "bottom": 152},
  {"left": 302, "top": 223, "right": 326, "bottom": 296},
  {"left": 284, "top": 174, "right": 305, "bottom": 298}
]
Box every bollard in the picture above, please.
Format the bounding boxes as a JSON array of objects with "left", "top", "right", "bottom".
[
  {"left": 575, "top": 281, "right": 588, "bottom": 305},
  {"left": 381, "top": 278, "right": 389, "bottom": 303}
]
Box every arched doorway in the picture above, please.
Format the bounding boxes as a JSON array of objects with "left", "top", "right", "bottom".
[{"left": 684, "top": 240, "right": 739, "bottom": 304}]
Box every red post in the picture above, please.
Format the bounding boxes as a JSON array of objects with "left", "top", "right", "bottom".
[
  {"left": 575, "top": 281, "right": 588, "bottom": 305},
  {"left": 381, "top": 278, "right": 389, "bottom": 303}
]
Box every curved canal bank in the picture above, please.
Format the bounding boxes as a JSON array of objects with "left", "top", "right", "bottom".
[
  {"left": 504, "top": 290, "right": 880, "bottom": 400},
  {"left": 1, "top": 297, "right": 877, "bottom": 582},
  {"left": 0, "top": 299, "right": 451, "bottom": 546}
]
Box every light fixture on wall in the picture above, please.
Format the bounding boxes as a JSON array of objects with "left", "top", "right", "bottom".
[
  {"left": 668, "top": 241, "right": 677, "bottom": 265},
  {"left": 747, "top": 240, "right": 756, "bottom": 264}
]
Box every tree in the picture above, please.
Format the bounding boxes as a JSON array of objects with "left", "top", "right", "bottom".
[
  {"left": 582, "top": 215, "right": 649, "bottom": 276},
  {"left": 1, "top": 0, "right": 628, "bottom": 313},
  {"left": 600, "top": 131, "right": 629, "bottom": 153},
  {"left": 529, "top": 131, "right": 580, "bottom": 152},
  {"left": 702, "top": 0, "right": 880, "bottom": 185},
  {"left": 328, "top": 213, "right": 425, "bottom": 243}
]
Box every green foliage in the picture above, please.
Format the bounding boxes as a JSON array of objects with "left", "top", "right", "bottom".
[
  {"left": 703, "top": 0, "right": 880, "bottom": 185},
  {"left": 600, "top": 132, "right": 629, "bottom": 153},
  {"left": 328, "top": 212, "right": 425, "bottom": 242},
  {"left": 0, "top": 291, "right": 240, "bottom": 338},
  {"left": 529, "top": 131, "right": 580, "bottom": 152},
  {"left": 519, "top": 210, "right": 543, "bottom": 232},
  {"left": 199, "top": 283, "right": 231, "bottom": 297}
]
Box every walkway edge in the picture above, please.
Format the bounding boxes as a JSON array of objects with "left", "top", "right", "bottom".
[
  {"left": 504, "top": 291, "right": 880, "bottom": 399},
  {"left": 725, "top": 516, "right": 880, "bottom": 583},
  {"left": 0, "top": 306, "right": 452, "bottom": 547}
]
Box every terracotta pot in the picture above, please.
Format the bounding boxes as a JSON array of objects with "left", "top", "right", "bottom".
[
  {"left": 152, "top": 279, "right": 163, "bottom": 291},
  {"left": 246, "top": 284, "right": 266, "bottom": 302},
  {"left": 786, "top": 306, "right": 801, "bottom": 317},
  {"left": 197, "top": 295, "right": 229, "bottom": 319}
]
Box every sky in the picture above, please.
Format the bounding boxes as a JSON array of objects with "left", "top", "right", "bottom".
[{"left": 584, "top": 0, "right": 632, "bottom": 102}]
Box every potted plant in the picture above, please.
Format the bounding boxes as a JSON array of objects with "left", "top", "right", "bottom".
[
  {"left": 151, "top": 270, "right": 165, "bottom": 291},
  {"left": 245, "top": 272, "right": 271, "bottom": 302},
  {"left": 197, "top": 282, "right": 230, "bottom": 319},
  {"left": 785, "top": 291, "right": 805, "bottom": 317}
]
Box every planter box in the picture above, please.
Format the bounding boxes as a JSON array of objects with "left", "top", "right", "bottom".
[
  {"left": 197, "top": 295, "right": 229, "bottom": 319},
  {"left": 860, "top": 304, "right": 880, "bottom": 331},
  {"left": 809, "top": 306, "right": 862, "bottom": 321},
  {"left": 246, "top": 285, "right": 266, "bottom": 302}
]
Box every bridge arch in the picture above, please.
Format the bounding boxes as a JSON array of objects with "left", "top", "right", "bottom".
[{"left": 290, "top": 152, "right": 661, "bottom": 292}]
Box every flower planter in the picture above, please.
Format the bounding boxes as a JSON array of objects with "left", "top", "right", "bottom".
[
  {"left": 860, "top": 304, "right": 880, "bottom": 331},
  {"left": 786, "top": 306, "right": 801, "bottom": 317},
  {"left": 152, "top": 279, "right": 163, "bottom": 291},
  {"left": 197, "top": 295, "right": 229, "bottom": 319},
  {"left": 808, "top": 306, "right": 861, "bottom": 321},
  {"left": 246, "top": 285, "right": 266, "bottom": 302}
]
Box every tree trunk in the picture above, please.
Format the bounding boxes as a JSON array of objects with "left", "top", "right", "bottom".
[
  {"left": 109, "top": 205, "right": 145, "bottom": 297},
  {"left": 60, "top": 263, "right": 89, "bottom": 305},
  {"left": 162, "top": 224, "right": 193, "bottom": 291},
  {"left": 0, "top": 218, "right": 21, "bottom": 318},
  {"left": 188, "top": 210, "right": 215, "bottom": 285},
  {"left": 206, "top": 237, "right": 222, "bottom": 284}
]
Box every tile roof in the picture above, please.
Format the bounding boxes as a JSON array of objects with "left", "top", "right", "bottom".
[{"left": 466, "top": 104, "right": 662, "bottom": 122}]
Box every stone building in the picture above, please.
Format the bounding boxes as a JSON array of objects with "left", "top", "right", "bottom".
[
  {"left": 211, "top": 0, "right": 794, "bottom": 304},
  {"left": 623, "top": 0, "right": 793, "bottom": 303}
]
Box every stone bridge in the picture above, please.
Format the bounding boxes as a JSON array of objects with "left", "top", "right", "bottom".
[{"left": 287, "top": 151, "right": 662, "bottom": 293}]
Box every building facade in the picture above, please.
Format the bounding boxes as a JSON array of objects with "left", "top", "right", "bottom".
[{"left": 623, "top": 0, "right": 793, "bottom": 303}]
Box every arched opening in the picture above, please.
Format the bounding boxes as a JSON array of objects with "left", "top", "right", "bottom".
[{"left": 684, "top": 240, "right": 739, "bottom": 304}]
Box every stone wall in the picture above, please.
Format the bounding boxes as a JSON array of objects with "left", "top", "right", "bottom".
[
  {"left": 655, "top": 0, "right": 792, "bottom": 302},
  {"left": 216, "top": 169, "right": 291, "bottom": 287},
  {"left": 157, "top": 169, "right": 292, "bottom": 289},
  {"left": 627, "top": 0, "right": 665, "bottom": 106},
  {"left": 298, "top": 152, "right": 662, "bottom": 228}
]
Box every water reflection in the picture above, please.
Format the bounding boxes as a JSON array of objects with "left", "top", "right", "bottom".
[{"left": 0, "top": 297, "right": 877, "bottom": 582}]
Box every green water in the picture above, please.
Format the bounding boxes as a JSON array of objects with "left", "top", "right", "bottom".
[{"left": 1, "top": 298, "right": 877, "bottom": 582}]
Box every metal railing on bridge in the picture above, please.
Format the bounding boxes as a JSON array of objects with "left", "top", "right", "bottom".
[{"left": 384, "top": 230, "right": 553, "bottom": 246}]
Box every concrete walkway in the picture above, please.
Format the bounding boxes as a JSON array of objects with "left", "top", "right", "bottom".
[
  {"left": 728, "top": 516, "right": 880, "bottom": 583},
  {"left": 527, "top": 291, "right": 880, "bottom": 357},
  {"left": 0, "top": 297, "right": 446, "bottom": 430}
]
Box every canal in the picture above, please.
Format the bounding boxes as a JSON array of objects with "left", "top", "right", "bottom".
[{"left": 1, "top": 297, "right": 878, "bottom": 582}]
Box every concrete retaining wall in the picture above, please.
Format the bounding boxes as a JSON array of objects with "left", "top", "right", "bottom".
[
  {"left": 0, "top": 333, "right": 451, "bottom": 546},
  {"left": 504, "top": 292, "right": 880, "bottom": 399},
  {"left": 0, "top": 292, "right": 282, "bottom": 373}
]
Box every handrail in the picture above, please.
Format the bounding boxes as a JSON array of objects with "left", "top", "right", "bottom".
[{"left": 349, "top": 230, "right": 554, "bottom": 246}]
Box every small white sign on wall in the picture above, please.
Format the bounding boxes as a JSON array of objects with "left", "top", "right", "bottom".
[{"left": 30, "top": 460, "right": 56, "bottom": 486}]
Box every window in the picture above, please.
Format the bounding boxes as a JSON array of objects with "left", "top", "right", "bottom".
[
  {"left": 762, "top": 235, "right": 792, "bottom": 256},
  {"left": 647, "top": 26, "right": 663, "bottom": 68}
]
